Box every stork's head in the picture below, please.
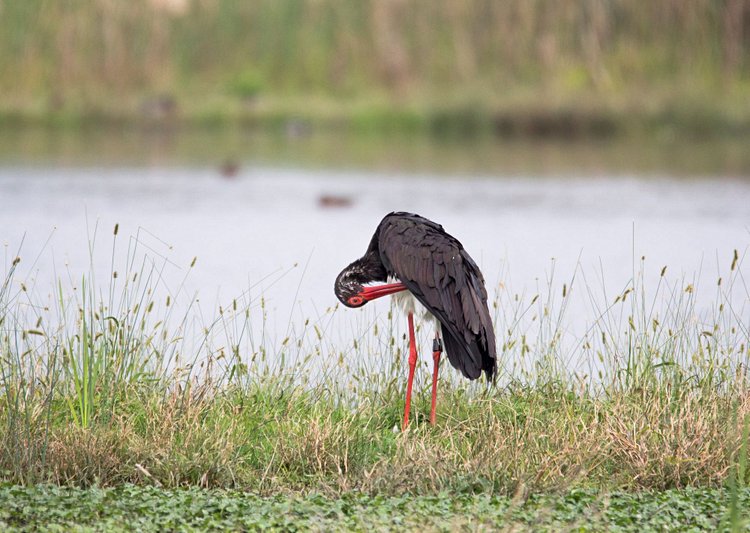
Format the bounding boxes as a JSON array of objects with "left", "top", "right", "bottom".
[
  {"left": 334, "top": 265, "right": 369, "bottom": 308},
  {"left": 334, "top": 257, "right": 407, "bottom": 308}
]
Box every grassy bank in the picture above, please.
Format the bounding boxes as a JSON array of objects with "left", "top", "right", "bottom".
[
  {"left": 1, "top": 1, "right": 749, "bottom": 138},
  {"left": 5, "top": 97, "right": 750, "bottom": 141},
  {"left": 2, "top": 484, "right": 748, "bottom": 531},
  {"left": 1, "top": 229, "right": 749, "bottom": 499}
]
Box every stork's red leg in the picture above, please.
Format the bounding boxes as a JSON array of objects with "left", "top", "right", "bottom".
[
  {"left": 402, "top": 312, "right": 418, "bottom": 430},
  {"left": 430, "top": 332, "right": 442, "bottom": 425}
]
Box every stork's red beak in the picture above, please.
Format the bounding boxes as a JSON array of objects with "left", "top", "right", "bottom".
[{"left": 360, "top": 282, "right": 407, "bottom": 301}]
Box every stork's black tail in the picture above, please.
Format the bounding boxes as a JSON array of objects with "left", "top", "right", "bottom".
[{"left": 441, "top": 325, "right": 496, "bottom": 382}]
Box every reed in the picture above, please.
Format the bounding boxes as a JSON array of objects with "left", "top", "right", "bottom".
[{"left": 1, "top": 1, "right": 748, "bottom": 136}]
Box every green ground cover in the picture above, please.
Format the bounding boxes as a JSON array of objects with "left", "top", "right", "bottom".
[{"left": 1, "top": 484, "right": 747, "bottom": 532}]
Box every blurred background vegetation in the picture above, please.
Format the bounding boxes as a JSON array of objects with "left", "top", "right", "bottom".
[{"left": 2, "top": 0, "right": 749, "bottom": 138}]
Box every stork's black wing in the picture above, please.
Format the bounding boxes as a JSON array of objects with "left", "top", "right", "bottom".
[{"left": 374, "top": 212, "right": 496, "bottom": 380}]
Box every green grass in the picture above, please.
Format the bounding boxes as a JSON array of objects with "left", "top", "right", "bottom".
[
  {"left": 1, "top": 484, "right": 747, "bottom": 531},
  {"left": 1, "top": 227, "right": 749, "bottom": 529}
]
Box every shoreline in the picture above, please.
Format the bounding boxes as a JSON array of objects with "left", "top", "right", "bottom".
[{"left": 3, "top": 99, "right": 750, "bottom": 141}]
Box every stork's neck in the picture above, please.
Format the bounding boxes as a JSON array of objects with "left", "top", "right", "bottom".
[
  {"left": 334, "top": 250, "right": 388, "bottom": 302},
  {"left": 352, "top": 250, "right": 388, "bottom": 284}
]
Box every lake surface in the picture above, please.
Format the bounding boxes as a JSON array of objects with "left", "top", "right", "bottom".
[{"left": 1, "top": 131, "right": 749, "bottom": 379}]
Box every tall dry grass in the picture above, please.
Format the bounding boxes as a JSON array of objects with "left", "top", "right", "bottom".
[{"left": 1, "top": 1, "right": 747, "bottom": 116}]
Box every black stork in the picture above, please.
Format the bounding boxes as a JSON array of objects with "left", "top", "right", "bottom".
[{"left": 334, "top": 211, "right": 496, "bottom": 429}]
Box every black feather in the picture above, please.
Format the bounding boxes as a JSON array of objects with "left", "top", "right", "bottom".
[{"left": 371, "top": 212, "right": 496, "bottom": 380}]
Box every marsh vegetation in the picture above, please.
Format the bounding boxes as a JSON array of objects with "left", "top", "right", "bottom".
[
  {"left": 1, "top": 229, "right": 748, "bottom": 497},
  {"left": 2, "top": 1, "right": 749, "bottom": 138}
]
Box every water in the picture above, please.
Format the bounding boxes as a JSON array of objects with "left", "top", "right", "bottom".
[{"left": 1, "top": 134, "right": 749, "bottom": 379}]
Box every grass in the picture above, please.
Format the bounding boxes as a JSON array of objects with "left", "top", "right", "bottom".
[
  {"left": 1, "top": 226, "right": 749, "bottom": 522},
  {"left": 1, "top": 484, "right": 748, "bottom": 531}
]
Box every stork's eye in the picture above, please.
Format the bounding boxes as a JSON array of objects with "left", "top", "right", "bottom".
[{"left": 347, "top": 296, "right": 364, "bottom": 307}]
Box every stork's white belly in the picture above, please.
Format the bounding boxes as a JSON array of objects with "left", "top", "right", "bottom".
[{"left": 389, "top": 277, "right": 439, "bottom": 329}]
